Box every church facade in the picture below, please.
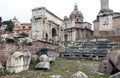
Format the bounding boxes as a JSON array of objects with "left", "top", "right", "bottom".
[
  {"left": 63, "top": 4, "right": 93, "bottom": 44},
  {"left": 93, "top": 0, "right": 120, "bottom": 38},
  {"left": 31, "top": 4, "right": 93, "bottom": 45}
]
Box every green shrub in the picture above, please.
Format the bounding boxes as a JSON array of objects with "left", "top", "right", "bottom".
[
  {"left": 29, "top": 61, "right": 38, "bottom": 70},
  {"left": 2, "top": 70, "right": 10, "bottom": 76}
]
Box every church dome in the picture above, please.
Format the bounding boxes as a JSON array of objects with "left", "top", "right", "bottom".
[{"left": 70, "top": 4, "right": 84, "bottom": 22}]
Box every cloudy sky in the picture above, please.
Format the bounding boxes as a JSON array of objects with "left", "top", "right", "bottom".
[{"left": 0, "top": 0, "right": 120, "bottom": 24}]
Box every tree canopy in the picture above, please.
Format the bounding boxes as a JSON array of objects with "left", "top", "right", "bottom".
[
  {"left": 0, "top": 17, "right": 2, "bottom": 27},
  {"left": 2, "top": 20, "right": 14, "bottom": 32}
]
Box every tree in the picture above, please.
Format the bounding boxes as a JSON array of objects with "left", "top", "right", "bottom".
[
  {"left": 0, "top": 17, "right": 2, "bottom": 27},
  {"left": 2, "top": 20, "right": 14, "bottom": 32}
]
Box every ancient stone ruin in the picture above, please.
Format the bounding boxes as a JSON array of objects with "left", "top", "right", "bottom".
[
  {"left": 98, "top": 48, "right": 120, "bottom": 74},
  {"left": 49, "top": 75, "right": 63, "bottom": 78},
  {"left": 110, "top": 72, "right": 120, "bottom": 78},
  {"left": 35, "top": 54, "right": 50, "bottom": 69},
  {"left": 36, "top": 48, "right": 57, "bottom": 62},
  {"left": 70, "top": 71, "right": 88, "bottom": 78},
  {"left": 6, "top": 51, "right": 31, "bottom": 73},
  {"left": 61, "top": 39, "right": 120, "bottom": 60}
]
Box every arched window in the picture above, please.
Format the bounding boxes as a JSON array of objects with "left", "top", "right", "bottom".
[
  {"left": 64, "top": 34, "right": 68, "bottom": 41},
  {"left": 52, "top": 28, "right": 57, "bottom": 42},
  {"left": 52, "top": 28, "right": 57, "bottom": 36},
  {"left": 77, "top": 18, "right": 79, "bottom": 22}
]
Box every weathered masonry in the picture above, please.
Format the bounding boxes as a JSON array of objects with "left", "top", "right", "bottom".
[
  {"left": 93, "top": 0, "right": 120, "bottom": 38},
  {"left": 63, "top": 4, "right": 93, "bottom": 44},
  {"left": 31, "top": 7, "right": 64, "bottom": 45},
  {"left": 31, "top": 4, "right": 93, "bottom": 46}
]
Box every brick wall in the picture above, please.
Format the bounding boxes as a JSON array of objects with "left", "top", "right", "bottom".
[{"left": 0, "top": 41, "right": 60, "bottom": 64}]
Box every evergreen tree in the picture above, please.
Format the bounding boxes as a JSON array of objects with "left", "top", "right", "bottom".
[
  {"left": 0, "top": 17, "right": 2, "bottom": 27},
  {"left": 2, "top": 20, "right": 14, "bottom": 32}
]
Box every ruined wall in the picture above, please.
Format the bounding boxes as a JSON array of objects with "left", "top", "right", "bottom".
[
  {"left": 113, "top": 17, "right": 120, "bottom": 36},
  {"left": 93, "top": 21, "right": 99, "bottom": 37},
  {"left": 0, "top": 41, "right": 60, "bottom": 64},
  {"left": 93, "top": 17, "right": 120, "bottom": 38}
]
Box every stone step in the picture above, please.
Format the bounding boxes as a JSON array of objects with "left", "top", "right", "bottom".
[{"left": 61, "top": 39, "right": 120, "bottom": 60}]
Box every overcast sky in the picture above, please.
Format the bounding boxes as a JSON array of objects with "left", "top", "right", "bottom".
[{"left": 0, "top": 0, "right": 120, "bottom": 24}]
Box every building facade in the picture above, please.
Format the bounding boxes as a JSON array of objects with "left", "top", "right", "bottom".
[
  {"left": 93, "top": 0, "right": 120, "bottom": 38},
  {"left": 12, "top": 17, "right": 31, "bottom": 37},
  {"left": 12, "top": 23, "right": 31, "bottom": 37},
  {"left": 31, "top": 4, "right": 93, "bottom": 45},
  {"left": 63, "top": 4, "right": 93, "bottom": 43},
  {"left": 31, "top": 7, "right": 64, "bottom": 44}
]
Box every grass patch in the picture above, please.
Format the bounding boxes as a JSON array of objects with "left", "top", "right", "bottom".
[{"left": 1, "top": 59, "right": 110, "bottom": 78}]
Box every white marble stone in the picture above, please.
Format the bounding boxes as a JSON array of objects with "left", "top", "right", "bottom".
[
  {"left": 70, "top": 71, "right": 88, "bottom": 78},
  {"left": 38, "top": 54, "right": 49, "bottom": 62},
  {"left": 6, "top": 51, "right": 31, "bottom": 73},
  {"left": 49, "top": 75, "right": 63, "bottom": 78},
  {"left": 35, "top": 62, "right": 50, "bottom": 69}
]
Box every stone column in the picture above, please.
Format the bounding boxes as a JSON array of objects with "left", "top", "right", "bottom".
[
  {"left": 84, "top": 29, "right": 87, "bottom": 39},
  {"left": 101, "top": 0, "right": 109, "bottom": 10}
]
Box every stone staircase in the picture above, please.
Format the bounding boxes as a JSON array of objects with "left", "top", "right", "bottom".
[{"left": 60, "top": 39, "right": 120, "bottom": 60}]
